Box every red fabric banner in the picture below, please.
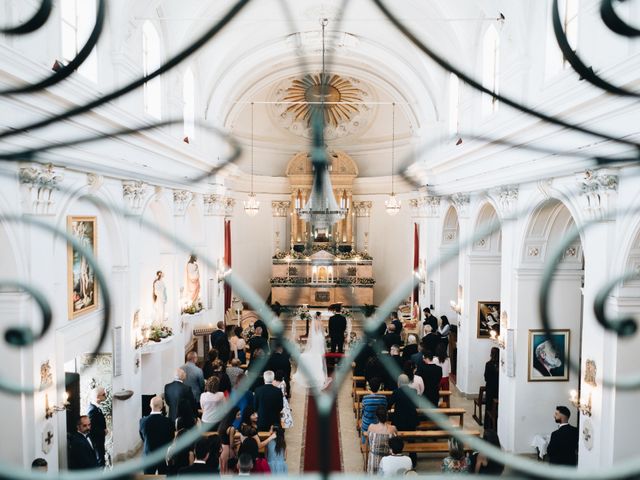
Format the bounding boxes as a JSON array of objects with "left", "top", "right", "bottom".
[
  {"left": 224, "top": 219, "right": 232, "bottom": 312},
  {"left": 413, "top": 222, "right": 420, "bottom": 305}
]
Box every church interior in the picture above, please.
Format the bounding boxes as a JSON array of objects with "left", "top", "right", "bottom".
[{"left": 1, "top": 0, "right": 640, "bottom": 477}]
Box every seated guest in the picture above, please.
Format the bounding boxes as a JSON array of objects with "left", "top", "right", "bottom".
[
  {"left": 433, "top": 343, "right": 451, "bottom": 391},
  {"left": 202, "top": 348, "right": 218, "bottom": 380},
  {"left": 238, "top": 453, "right": 253, "bottom": 476},
  {"left": 200, "top": 376, "right": 225, "bottom": 432},
  {"left": 230, "top": 326, "right": 247, "bottom": 364},
  {"left": 388, "top": 374, "right": 419, "bottom": 432},
  {"left": 403, "top": 361, "right": 424, "bottom": 396},
  {"left": 383, "top": 324, "right": 403, "bottom": 351},
  {"left": 365, "top": 356, "right": 382, "bottom": 387},
  {"left": 226, "top": 358, "right": 244, "bottom": 387},
  {"left": 239, "top": 406, "right": 275, "bottom": 450},
  {"left": 390, "top": 344, "right": 403, "bottom": 370},
  {"left": 238, "top": 438, "right": 270, "bottom": 473},
  {"left": 353, "top": 342, "right": 375, "bottom": 376},
  {"left": 361, "top": 377, "right": 387, "bottom": 442},
  {"left": 178, "top": 437, "right": 214, "bottom": 475},
  {"left": 366, "top": 406, "right": 397, "bottom": 474},
  {"left": 471, "top": 430, "right": 504, "bottom": 475},
  {"left": 442, "top": 437, "right": 470, "bottom": 473},
  {"left": 402, "top": 335, "right": 419, "bottom": 364},
  {"left": 218, "top": 407, "right": 240, "bottom": 474},
  {"left": 379, "top": 436, "right": 412, "bottom": 475}
]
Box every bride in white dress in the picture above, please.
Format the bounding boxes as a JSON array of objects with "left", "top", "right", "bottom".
[{"left": 293, "top": 312, "right": 328, "bottom": 389}]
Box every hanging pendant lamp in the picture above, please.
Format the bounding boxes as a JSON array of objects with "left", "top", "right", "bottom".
[
  {"left": 385, "top": 102, "right": 401, "bottom": 216},
  {"left": 244, "top": 101, "right": 260, "bottom": 216}
]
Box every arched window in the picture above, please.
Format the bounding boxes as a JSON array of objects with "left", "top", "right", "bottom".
[
  {"left": 545, "top": 0, "right": 580, "bottom": 77},
  {"left": 448, "top": 73, "right": 460, "bottom": 135},
  {"left": 142, "top": 21, "right": 162, "bottom": 119},
  {"left": 60, "top": 0, "right": 97, "bottom": 82},
  {"left": 183, "top": 68, "right": 195, "bottom": 140},
  {"left": 482, "top": 25, "right": 500, "bottom": 116}
]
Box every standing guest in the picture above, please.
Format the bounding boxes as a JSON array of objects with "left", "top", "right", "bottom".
[
  {"left": 253, "top": 317, "right": 269, "bottom": 340},
  {"left": 182, "top": 351, "right": 205, "bottom": 407},
  {"left": 391, "top": 311, "right": 403, "bottom": 336},
  {"left": 354, "top": 342, "right": 375, "bottom": 376},
  {"left": 402, "top": 335, "right": 419, "bottom": 365},
  {"left": 202, "top": 348, "right": 218, "bottom": 380},
  {"left": 230, "top": 326, "right": 247, "bottom": 364},
  {"left": 388, "top": 375, "right": 419, "bottom": 432},
  {"left": 416, "top": 351, "right": 443, "bottom": 407},
  {"left": 383, "top": 324, "right": 402, "bottom": 351},
  {"left": 200, "top": 376, "right": 225, "bottom": 431},
  {"left": 442, "top": 437, "right": 470, "bottom": 473},
  {"left": 139, "top": 396, "right": 174, "bottom": 475},
  {"left": 273, "top": 370, "right": 293, "bottom": 428},
  {"left": 239, "top": 405, "right": 275, "bottom": 450},
  {"left": 164, "top": 368, "right": 193, "bottom": 423},
  {"left": 68, "top": 416, "right": 100, "bottom": 470},
  {"left": 472, "top": 430, "right": 504, "bottom": 475},
  {"left": 248, "top": 327, "right": 269, "bottom": 359},
  {"left": 209, "top": 321, "right": 225, "bottom": 353},
  {"left": 402, "top": 362, "right": 424, "bottom": 396},
  {"left": 226, "top": 358, "right": 245, "bottom": 387},
  {"left": 422, "top": 307, "right": 438, "bottom": 333},
  {"left": 238, "top": 437, "right": 270, "bottom": 473},
  {"left": 166, "top": 428, "right": 194, "bottom": 476},
  {"left": 421, "top": 326, "right": 440, "bottom": 356},
  {"left": 547, "top": 406, "right": 579, "bottom": 466},
  {"left": 205, "top": 434, "right": 222, "bottom": 473},
  {"left": 433, "top": 343, "right": 451, "bottom": 391},
  {"left": 266, "top": 343, "right": 292, "bottom": 396},
  {"left": 175, "top": 398, "right": 199, "bottom": 431},
  {"left": 87, "top": 386, "right": 107, "bottom": 467},
  {"left": 177, "top": 437, "right": 214, "bottom": 475},
  {"left": 484, "top": 347, "right": 500, "bottom": 429},
  {"left": 214, "top": 325, "right": 232, "bottom": 366},
  {"left": 266, "top": 424, "right": 288, "bottom": 474},
  {"left": 328, "top": 305, "right": 347, "bottom": 353},
  {"left": 360, "top": 377, "right": 387, "bottom": 442},
  {"left": 390, "top": 345, "right": 403, "bottom": 370},
  {"left": 437, "top": 315, "right": 451, "bottom": 353},
  {"left": 379, "top": 436, "right": 412, "bottom": 476},
  {"left": 254, "top": 371, "right": 283, "bottom": 431},
  {"left": 366, "top": 406, "right": 397, "bottom": 474},
  {"left": 232, "top": 373, "right": 254, "bottom": 429},
  {"left": 211, "top": 359, "right": 232, "bottom": 395},
  {"left": 218, "top": 407, "right": 241, "bottom": 474},
  {"left": 238, "top": 453, "right": 253, "bottom": 476},
  {"left": 31, "top": 458, "right": 48, "bottom": 471}
]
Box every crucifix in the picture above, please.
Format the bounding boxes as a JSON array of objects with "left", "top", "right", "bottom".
[{"left": 45, "top": 431, "right": 54, "bottom": 446}]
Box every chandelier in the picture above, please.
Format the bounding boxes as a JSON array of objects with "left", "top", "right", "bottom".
[
  {"left": 385, "top": 102, "right": 401, "bottom": 216},
  {"left": 244, "top": 102, "right": 260, "bottom": 216},
  {"left": 294, "top": 18, "right": 348, "bottom": 230}
]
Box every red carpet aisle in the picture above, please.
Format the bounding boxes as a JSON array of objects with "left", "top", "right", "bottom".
[{"left": 302, "top": 394, "right": 342, "bottom": 472}]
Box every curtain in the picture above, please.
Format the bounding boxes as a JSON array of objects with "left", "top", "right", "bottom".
[
  {"left": 224, "top": 219, "right": 232, "bottom": 312},
  {"left": 413, "top": 222, "right": 419, "bottom": 305}
]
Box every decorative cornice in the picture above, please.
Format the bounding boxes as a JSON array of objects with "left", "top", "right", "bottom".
[
  {"left": 272, "top": 201, "right": 291, "bottom": 217},
  {"left": 409, "top": 195, "right": 441, "bottom": 218},
  {"left": 86, "top": 173, "right": 104, "bottom": 193},
  {"left": 577, "top": 169, "right": 618, "bottom": 220},
  {"left": 122, "top": 180, "right": 147, "bottom": 215},
  {"left": 203, "top": 194, "right": 226, "bottom": 216},
  {"left": 449, "top": 193, "right": 470, "bottom": 217},
  {"left": 492, "top": 185, "right": 519, "bottom": 219},
  {"left": 173, "top": 190, "right": 193, "bottom": 216},
  {"left": 19, "top": 164, "right": 64, "bottom": 215},
  {"left": 353, "top": 201, "right": 372, "bottom": 217},
  {"left": 224, "top": 197, "right": 236, "bottom": 218}
]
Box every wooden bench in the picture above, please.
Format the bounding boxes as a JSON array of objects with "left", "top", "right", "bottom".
[
  {"left": 363, "top": 429, "right": 481, "bottom": 462},
  {"left": 354, "top": 389, "right": 452, "bottom": 419},
  {"left": 473, "top": 386, "right": 485, "bottom": 425},
  {"left": 417, "top": 407, "right": 465, "bottom": 429},
  {"left": 352, "top": 375, "right": 366, "bottom": 397}
]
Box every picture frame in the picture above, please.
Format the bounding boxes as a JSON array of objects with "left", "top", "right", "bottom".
[
  {"left": 527, "top": 329, "right": 570, "bottom": 381},
  {"left": 476, "top": 301, "right": 501, "bottom": 338},
  {"left": 67, "top": 216, "right": 98, "bottom": 319}
]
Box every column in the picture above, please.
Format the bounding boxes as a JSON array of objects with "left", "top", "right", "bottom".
[
  {"left": 271, "top": 201, "right": 290, "bottom": 254},
  {"left": 353, "top": 201, "right": 372, "bottom": 252}
]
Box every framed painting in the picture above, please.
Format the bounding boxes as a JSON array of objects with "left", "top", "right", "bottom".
[
  {"left": 528, "top": 329, "right": 570, "bottom": 381},
  {"left": 477, "top": 301, "right": 501, "bottom": 338},
  {"left": 67, "top": 216, "right": 98, "bottom": 318}
]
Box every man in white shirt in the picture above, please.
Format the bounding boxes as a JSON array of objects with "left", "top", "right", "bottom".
[{"left": 379, "top": 436, "right": 413, "bottom": 475}]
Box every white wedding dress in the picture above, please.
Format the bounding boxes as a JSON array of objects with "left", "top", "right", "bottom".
[{"left": 293, "top": 316, "right": 328, "bottom": 389}]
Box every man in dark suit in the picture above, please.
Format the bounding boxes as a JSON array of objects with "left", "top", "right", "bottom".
[
  {"left": 248, "top": 326, "right": 269, "bottom": 359},
  {"left": 266, "top": 343, "right": 292, "bottom": 396},
  {"left": 209, "top": 321, "right": 225, "bottom": 352},
  {"left": 254, "top": 318, "right": 269, "bottom": 339},
  {"left": 164, "top": 368, "right": 195, "bottom": 422},
  {"left": 391, "top": 311, "right": 403, "bottom": 336},
  {"left": 87, "top": 387, "right": 107, "bottom": 467},
  {"left": 68, "top": 415, "right": 100, "bottom": 470},
  {"left": 328, "top": 305, "right": 347, "bottom": 353},
  {"left": 178, "top": 438, "right": 215, "bottom": 475},
  {"left": 253, "top": 370, "right": 283, "bottom": 431},
  {"left": 423, "top": 307, "right": 438, "bottom": 332},
  {"left": 139, "top": 395, "right": 175, "bottom": 474},
  {"left": 388, "top": 375, "right": 419, "bottom": 431},
  {"left": 383, "top": 324, "right": 402, "bottom": 351},
  {"left": 416, "top": 351, "right": 443, "bottom": 407},
  {"left": 547, "top": 406, "right": 579, "bottom": 465}
]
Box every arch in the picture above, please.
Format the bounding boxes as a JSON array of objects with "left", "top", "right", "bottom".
[
  {"left": 442, "top": 205, "right": 459, "bottom": 245},
  {"left": 142, "top": 20, "right": 162, "bottom": 119},
  {"left": 472, "top": 202, "right": 501, "bottom": 254}
]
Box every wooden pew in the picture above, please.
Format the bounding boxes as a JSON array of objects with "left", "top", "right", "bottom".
[
  {"left": 352, "top": 375, "right": 366, "bottom": 397},
  {"left": 363, "top": 429, "right": 481, "bottom": 463},
  {"left": 416, "top": 407, "right": 465, "bottom": 429},
  {"left": 354, "top": 389, "right": 452, "bottom": 420}
]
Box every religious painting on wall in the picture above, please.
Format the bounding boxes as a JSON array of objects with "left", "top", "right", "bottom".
[
  {"left": 67, "top": 216, "right": 98, "bottom": 318},
  {"left": 476, "top": 301, "right": 500, "bottom": 338},
  {"left": 527, "top": 329, "right": 570, "bottom": 381}
]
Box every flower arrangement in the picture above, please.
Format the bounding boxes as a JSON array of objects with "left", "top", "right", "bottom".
[
  {"left": 270, "top": 276, "right": 311, "bottom": 285},
  {"left": 297, "top": 306, "right": 311, "bottom": 322},
  {"left": 148, "top": 325, "right": 173, "bottom": 342},
  {"left": 272, "top": 248, "right": 373, "bottom": 261},
  {"left": 181, "top": 301, "right": 203, "bottom": 315},
  {"left": 356, "top": 277, "right": 376, "bottom": 285}
]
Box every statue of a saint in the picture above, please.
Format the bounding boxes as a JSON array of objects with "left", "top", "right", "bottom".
[
  {"left": 152, "top": 271, "right": 167, "bottom": 325},
  {"left": 185, "top": 255, "right": 201, "bottom": 308}
]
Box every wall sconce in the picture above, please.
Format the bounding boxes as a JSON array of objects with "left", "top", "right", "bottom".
[
  {"left": 490, "top": 330, "right": 506, "bottom": 349},
  {"left": 450, "top": 300, "right": 462, "bottom": 315},
  {"left": 570, "top": 389, "right": 592, "bottom": 417},
  {"left": 45, "top": 392, "right": 69, "bottom": 419}
]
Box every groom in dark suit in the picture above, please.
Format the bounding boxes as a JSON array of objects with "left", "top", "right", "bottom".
[
  {"left": 547, "top": 405, "right": 579, "bottom": 465},
  {"left": 328, "top": 304, "right": 347, "bottom": 353},
  {"left": 68, "top": 416, "right": 100, "bottom": 470}
]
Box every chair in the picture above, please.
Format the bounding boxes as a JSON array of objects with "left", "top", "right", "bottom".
[{"left": 472, "top": 386, "right": 485, "bottom": 426}]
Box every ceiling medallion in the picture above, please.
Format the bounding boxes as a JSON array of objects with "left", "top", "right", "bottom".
[{"left": 274, "top": 74, "right": 371, "bottom": 139}]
